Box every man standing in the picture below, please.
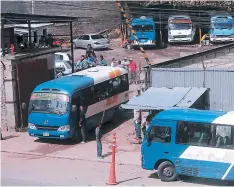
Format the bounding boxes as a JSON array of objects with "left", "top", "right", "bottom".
[
  {"left": 100, "top": 55, "right": 107, "bottom": 66},
  {"left": 129, "top": 58, "right": 137, "bottom": 84},
  {"left": 95, "top": 124, "right": 104, "bottom": 159},
  {"left": 133, "top": 90, "right": 142, "bottom": 143},
  {"left": 79, "top": 105, "right": 87, "bottom": 143},
  {"left": 76, "top": 55, "right": 89, "bottom": 71}
]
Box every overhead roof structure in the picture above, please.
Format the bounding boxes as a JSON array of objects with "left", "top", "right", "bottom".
[
  {"left": 121, "top": 87, "right": 207, "bottom": 110},
  {"left": 1, "top": 13, "right": 78, "bottom": 24}
]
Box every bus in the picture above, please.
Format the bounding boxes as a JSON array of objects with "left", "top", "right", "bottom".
[
  {"left": 27, "top": 66, "right": 129, "bottom": 141},
  {"left": 130, "top": 16, "right": 156, "bottom": 47},
  {"left": 141, "top": 108, "right": 234, "bottom": 182},
  {"left": 210, "top": 12, "right": 234, "bottom": 43},
  {"left": 168, "top": 15, "right": 196, "bottom": 44}
]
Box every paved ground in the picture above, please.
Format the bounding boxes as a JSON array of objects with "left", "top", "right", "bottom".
[
  {"left": 72, "top": 38, "right": 218, "bottom": 69},
  {"left": 2, "top": 151, "right": 233, "bottom": 186}
]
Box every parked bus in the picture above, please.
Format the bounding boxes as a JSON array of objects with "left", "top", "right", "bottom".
[
  {"left": 168, "top": 15, "right": 196, "bottom": 43},
  {"left": 28, "top": 66, "right": 129, "bottom": 141},
  {"left": 141, "top": 108, "right": 234, "bottom": 182},
  {"left": 210, "top": 12, "right": 234, "bottom": 43},
  {"left": 130, "top": 16, "right": 156, "bottom": 47}
]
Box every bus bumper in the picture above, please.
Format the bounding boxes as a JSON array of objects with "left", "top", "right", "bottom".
[
  {"left": 28, "top": 129, "right": 71, "bottom": 139},
  {"left": 168, "top": 38, "right": 192, "bottom": 43},
  {"left": 210, "top": 37, "right": 234, "bottom": 42}
]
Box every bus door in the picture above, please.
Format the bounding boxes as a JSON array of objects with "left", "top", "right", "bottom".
[{"left": 144, "top": 120, "right": 174, "bottom": 168}]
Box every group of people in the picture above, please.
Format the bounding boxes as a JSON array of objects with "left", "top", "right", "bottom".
[
  {"left": 75, "top": 44, "right": 138, "bottom": 84},
  {"left": 75, "top": 44, "right": 107, "bottom": 71}
]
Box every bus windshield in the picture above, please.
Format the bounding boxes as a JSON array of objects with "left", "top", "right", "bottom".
[
  {"left": 212, "top": 23, "right": 233, "bottom": 29},
  {"left": 133, "top": 25, "right": 154, "bottom": 32},
  {"left": 169, "top": 23, "right": 192, "bottom": 30},
  {"left": 29, "top": 93, "right": 70, "bottom": 115}
]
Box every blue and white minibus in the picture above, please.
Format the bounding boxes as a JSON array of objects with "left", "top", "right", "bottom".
[
  {"left": 142, "top": 108, "right": 234, "bottom": 182},
  {"left": 28, "top": 66, "right": 129, "bottom": 141}
]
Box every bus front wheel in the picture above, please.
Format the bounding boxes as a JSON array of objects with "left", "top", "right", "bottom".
[{"left": 157, "top": 161, "right": 177, "bottom": 182}]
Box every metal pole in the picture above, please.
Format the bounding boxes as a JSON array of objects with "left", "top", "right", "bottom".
[
  {"left": 70, "top": 22, "right": 74, "bottom": 73},
  {"left": 28, "top": 21, "right": 32, "bottom": 48},
  {"left": 31, "top": 0, "right": 35, "bottom": 14},
  {"left": 1, "top": 21, "right": 5, "bottom": 56}
]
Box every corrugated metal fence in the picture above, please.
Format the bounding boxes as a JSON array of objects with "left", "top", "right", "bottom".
[{"left": 151, "top": 68, "right": 234, "bottom": 111}]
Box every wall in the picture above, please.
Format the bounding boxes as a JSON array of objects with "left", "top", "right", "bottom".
[
  {"left": 1, "top": 50, "right": 55, "bottom": 130},
  {"left": 1, "top": 1, "right": 121, "bottom": 36},
  {"left": 151, "top": 68, "right": 234, "bottom": 111}
]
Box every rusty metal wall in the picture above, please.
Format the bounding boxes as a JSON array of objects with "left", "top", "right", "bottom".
[
  {"left": 16, "top": 58, "right": 49, "bottom": 127},
  {"left": 151, "top": 68, "right": 234, "bottom": 111}
]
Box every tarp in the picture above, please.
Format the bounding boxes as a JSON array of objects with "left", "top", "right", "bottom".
[{"left": 121, "top": 87, "right": 207, "bottom": 110}]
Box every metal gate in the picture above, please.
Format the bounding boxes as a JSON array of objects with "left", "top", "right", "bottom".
[{"left": 16, "top": 58, "right": 50, "bottom": 127}]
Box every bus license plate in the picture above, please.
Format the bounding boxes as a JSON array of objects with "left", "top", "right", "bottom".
[{"left": 43, "top": 132, "right": 49, "bottom": 137}]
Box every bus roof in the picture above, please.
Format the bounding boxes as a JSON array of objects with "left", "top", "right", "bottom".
[
  {"left": 131, "top": 17, "right": 154, "bottom": 24},
  {"left": 153, "top": 108, "right": 234, "bottom": 126},
  {"left": 33, "top": 66, "right": 127, "bottom": 95}
]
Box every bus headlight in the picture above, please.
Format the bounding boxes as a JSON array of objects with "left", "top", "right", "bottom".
[
  {"left": 28, "top": 123, "right": 37, "bottom": 130},
  {"left": 57, "top": 125, "right": 70, "bottom": 132}
]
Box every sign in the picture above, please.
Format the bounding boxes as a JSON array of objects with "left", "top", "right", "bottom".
[
  {"left": 30, "top": 93, "right": 70, "bottom": 102},
  {"left": 169, "top": 19, "right": 191, "bottom": 24}
]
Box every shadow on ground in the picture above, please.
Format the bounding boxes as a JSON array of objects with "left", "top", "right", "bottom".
[
  {"left": 33, "top": 109, "right": 133, "bottom": 146},
  {"left": 149, "top": 171, "right": 234, "bottom": 186}
]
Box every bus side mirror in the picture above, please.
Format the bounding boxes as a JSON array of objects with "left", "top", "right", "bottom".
[
  {"left": 71, "top": 105, "right": 77, "bottom": 113},
  {"left": 22, "top": 102, "right": 26, "bottom": 110}
]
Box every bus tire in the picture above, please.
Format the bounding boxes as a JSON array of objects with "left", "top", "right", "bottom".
[{"left": 157, "top": 161, "right": 177, "bottom": 182}]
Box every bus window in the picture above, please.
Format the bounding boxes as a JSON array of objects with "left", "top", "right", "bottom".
[
  {"left": 176, "top": 122, "right": 212, "bottom": 147},
  {"left": 149, "top": 126, "right": 171, "bottom": 143},
  {"left": 215, "top": 125, "right": 233, "bottom": 149}
]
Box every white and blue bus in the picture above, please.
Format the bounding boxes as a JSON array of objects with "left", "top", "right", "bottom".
[
  {"left": 142, "top": 108, "right": 234, "bottom": 182},
  {"left": 28, "top": 66, "right": 129, "bottom": 141}
]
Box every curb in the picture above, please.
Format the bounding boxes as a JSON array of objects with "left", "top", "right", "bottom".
[{"left": 1, "top": 150, "right": 141, "bottom": 167}]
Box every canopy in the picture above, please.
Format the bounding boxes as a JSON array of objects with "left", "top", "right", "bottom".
[{"left": 121, "top": 87, "right": 207, "bottom": 110}]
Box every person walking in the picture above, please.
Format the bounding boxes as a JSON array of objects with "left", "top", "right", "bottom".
[
  {"left": 95, "top": 124, "right": 104, "bottom": 159},
  {"left": 141, "top": 115, "right": 151, "bottom": 138},
  {"left": 99, "top": 55, "right": 107, "bottom": 66},
  {"left": 79, "top": 105, "right": 87, "bottom": 143},
  {"left": 133, "top": 90, "right": 142, "bottom": 143},
  {"left": 129, "top": 58, "right": 137, "bottom": 84}
]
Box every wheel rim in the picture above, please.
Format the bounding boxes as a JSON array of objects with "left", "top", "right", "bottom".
[{"left": 163, "top": 167, "right": 173, "bottom": 178}]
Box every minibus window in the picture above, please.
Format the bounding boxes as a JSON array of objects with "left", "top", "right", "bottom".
[
  {"left": 149, "top": 126, "right": 171, "bottom": 143},
  {"left": 176, "top": 122, "right": 212, "bottom": 147},
  {"left": 215, "top": 125, "right": 234, "bottom": 149}
]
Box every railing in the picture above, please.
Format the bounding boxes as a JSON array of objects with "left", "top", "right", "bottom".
[{"left": 143, "top": 42, "right": 234, "bottom": 69}]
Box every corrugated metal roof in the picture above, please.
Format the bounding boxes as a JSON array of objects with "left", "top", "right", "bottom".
[{"left": 121, "top": 87, "right": 207, "bottom": 110}]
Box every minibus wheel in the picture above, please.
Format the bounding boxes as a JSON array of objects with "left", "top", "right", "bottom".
[{"left": 157, "top": 161, "right": 177, "bottom": 182}]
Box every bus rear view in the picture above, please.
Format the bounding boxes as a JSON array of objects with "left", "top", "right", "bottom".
[{"left": 130, "top": 16, "right": 156, "bottom": 48}]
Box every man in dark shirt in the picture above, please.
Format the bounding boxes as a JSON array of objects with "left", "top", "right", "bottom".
[
  {"left": 79, "top": 105, "right": 87, "bottom": 143},
  {"left": 95, "top": 124, "right": 103, "bottom": 159}
]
